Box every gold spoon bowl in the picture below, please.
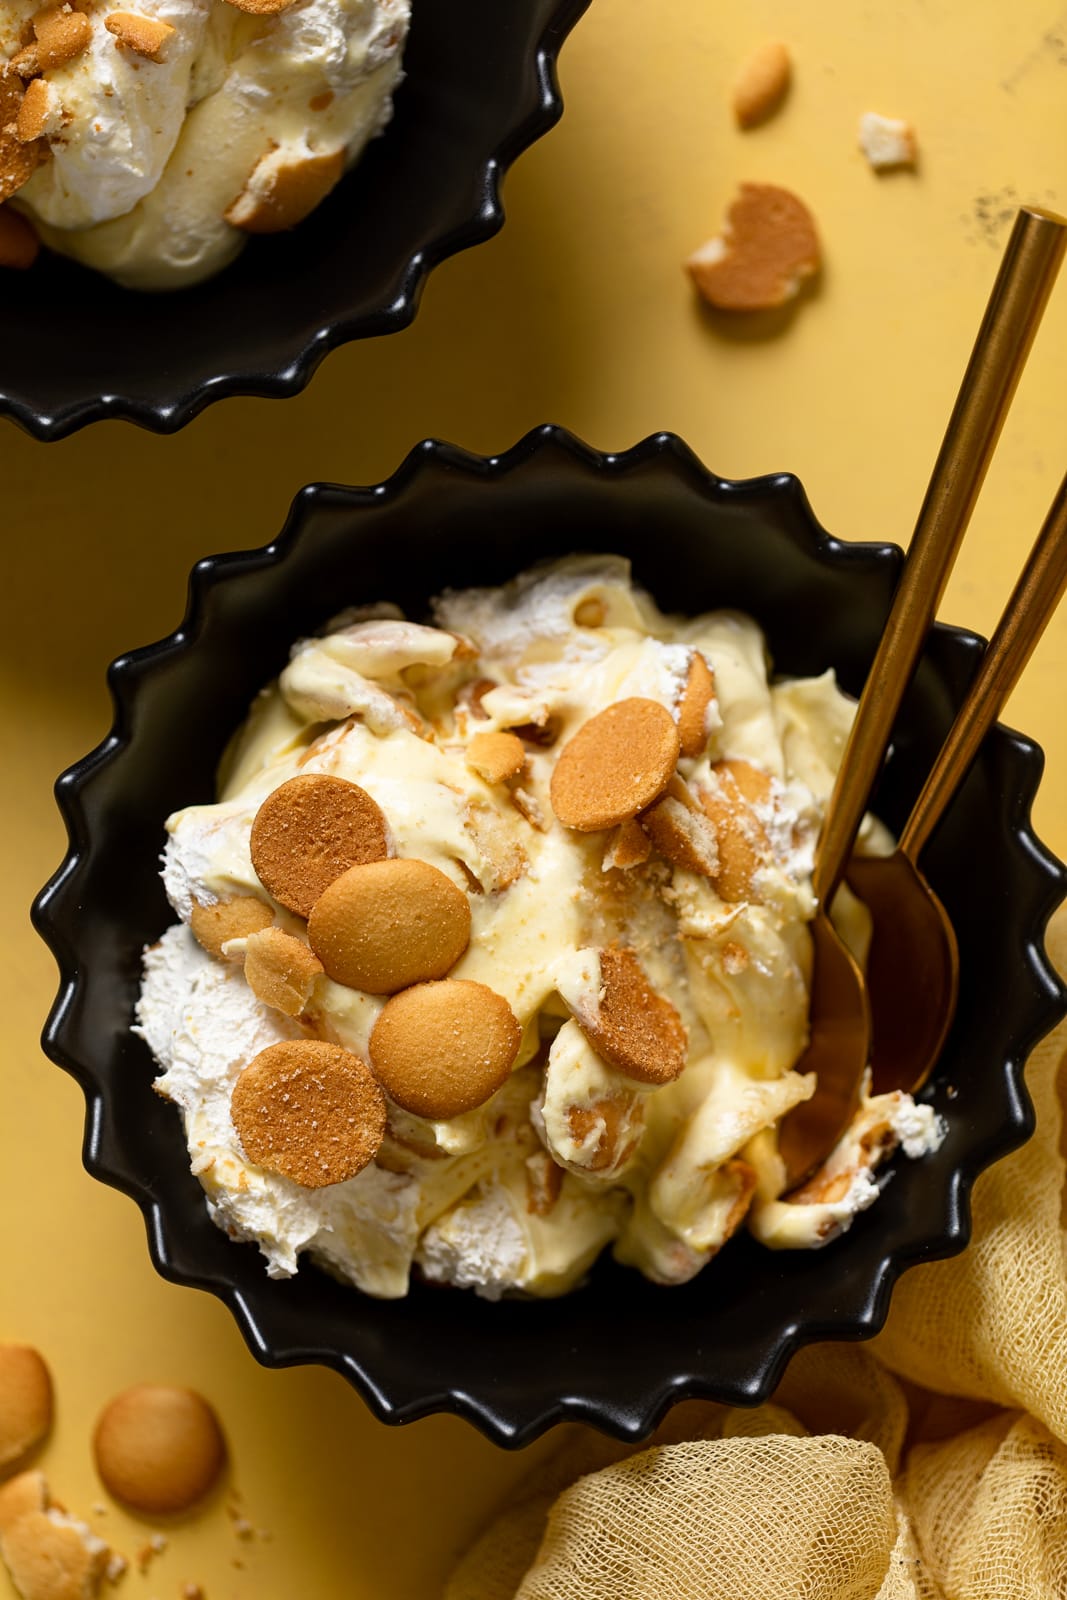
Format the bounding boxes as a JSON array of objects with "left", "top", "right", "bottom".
[
  {"left": 779, "top": 205, "right": 1067, "bottom": 1189},
  {"left": 854, "top": 468, "right": 1067, "bottom": 1098}
]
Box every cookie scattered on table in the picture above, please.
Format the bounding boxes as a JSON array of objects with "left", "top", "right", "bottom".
[
  {"left": 190, "top": 895, "right": 273, "bottom": 961},
  {"left": 0, "top": 206, "right": 39, "bottom": 271},
  {"left": 732, "top": 40, "right": 791, "bottom": 128},
  {"left": 859, "top": 111, "right": 918, "bottom": 171},
  {"left": 0, "top": 1345, "right": 52, "bottom": 1472},
  {"left": 93, "top": 1385, "right": 226, "bottom": 1515},
  {"left": 686, "top": 183, "right": 821, "bottom": 312},
  {"left": 0, "top": 1471, "right": 112, "bottom": 1600}
]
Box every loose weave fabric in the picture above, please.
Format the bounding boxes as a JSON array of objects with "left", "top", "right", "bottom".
[{"left": 446, "top": 910, "right": 1067, "bottom": 1600}]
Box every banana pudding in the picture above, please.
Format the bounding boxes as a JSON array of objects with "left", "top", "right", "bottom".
[
  {"left": 135, "top": 556, "right": 944, "bottom": 1299},
  {"left": 0, "top": 0, "right": 407, "bottom": 285}
]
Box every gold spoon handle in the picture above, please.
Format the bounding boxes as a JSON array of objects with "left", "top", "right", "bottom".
[
  {"left": 813, "top": 206, "right": 1067, "bottom": 906},
  {"left": 900, "top": 470, "right": 1067, "bottom": 861}
]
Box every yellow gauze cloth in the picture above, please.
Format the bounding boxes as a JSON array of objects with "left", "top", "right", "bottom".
[{"left": 446, "top": 908, "right": 1067, "bottom": 1600}]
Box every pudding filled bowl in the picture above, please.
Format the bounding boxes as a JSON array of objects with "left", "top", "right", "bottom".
[
  {"left": 33, "top": 426, "right": 1066, "bottom": 1446},
  {"left": 0, "top": 0, "right": 589, "bottom": 437}
]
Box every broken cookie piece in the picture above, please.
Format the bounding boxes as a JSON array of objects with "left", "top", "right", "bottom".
[
  {"left": 0, "top": 1347, "right": 52, "bottom": 1471},
  {"left": 0, "top": 206, "right": 38, "bottom": 268},
  {"left": 225, "top": 146, "right": 345, "bottom": 234},
  {"left": 14, "top": 79, "right": 58, "bottom": 144},
  {"left": 859, "top": 111, "right": 918, "bottom": 171},
  {"left": 104, "top": 11, "right": 176, "bottom": 63},
  {"left": 0, "top": 72, "right": 44, "bottom": 204},
  {"left": 686, "top": 183, "right": 820, "bottom": 312},
  {"left": 0, "top": 1472, "right": 111, "bottom": 1600}
]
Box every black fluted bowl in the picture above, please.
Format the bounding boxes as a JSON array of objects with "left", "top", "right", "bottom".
[
  {"left": 32, "top": 426, "right": 1067, "bottom": 1446},
  {"left": 0, "top": 0, "right": 588, "bottom": 439}
]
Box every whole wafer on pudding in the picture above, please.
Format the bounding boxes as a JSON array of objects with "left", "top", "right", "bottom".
[
  {"left": 231, "top": 1040, "right": 386, "bottom": 1187},
  {"left": 138, "top": 555, "right": 946, "bottom": 1301},
  {"left": 307, "top": 857, "right": 470, "bottom": 994},
  {"left": 250, "top": 774, "right": 389, "bottom": 917},
  {"left": 370, "top": 979, "right": 522, "bottom": 1120},
  {"left": 550, "top": 698, "right": 680, "bottom": 830}
]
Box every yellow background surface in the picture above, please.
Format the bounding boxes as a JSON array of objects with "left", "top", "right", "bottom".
[{"left": 2, "top": 2, "right": 1065, "bottom": 1595}]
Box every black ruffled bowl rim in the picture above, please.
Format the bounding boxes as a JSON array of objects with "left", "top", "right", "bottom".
[
  {"left": 32, "top": 425, "right": 1067, "bottom": 1446},
  {"left": 0, "top": 0, "right": 589, "bottom": 440}
]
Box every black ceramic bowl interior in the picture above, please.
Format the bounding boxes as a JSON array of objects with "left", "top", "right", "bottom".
[
  {"left": 0, "top": 0, "right": 588, "bottom": 440},
  {"left": 33, "top": 426, "right": 1067, "bottom": 1447}
]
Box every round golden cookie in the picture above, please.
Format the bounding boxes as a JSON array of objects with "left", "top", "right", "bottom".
[
  {"left": 231, "top": 1040, "right": 386, "bottom": 1187},
  {"left": 0, "top": 1346, "right": 52, "bottom": 1471},
  {"left": 369, "top": 979, "right": 521, "bottom": 1120},
  {"left": 250, "top": 773, "right": 389, "bottom": 918},
  {"left": 93, "top": 1385, "right": 225, "bottom": 1515},
  {"left": 570, "top": 946, "right": 688, "bottom": 1085},
  {"left": 307, "top": 858, "right": 470, "bottom": 995},
  {"left": 550, "top": 698, "right": 680, "bottom": 831},
  {"left": 189, "top": 895, "right": 273, "bottom": 960}
]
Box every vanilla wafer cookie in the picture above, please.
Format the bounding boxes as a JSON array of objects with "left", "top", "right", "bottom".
[
  {"left": 0, "top": 1347, "right": 52, "bottom": 1471},
  {"left": 231, "top": 1039, "right": 386, "bottom": 1187},
  {"left": 550, "top": 698, "right": 680, "bottom": 831},
  {"left": 308, "top": 857, "right": 470, "bottom": 994},
  {"left": 250, "top": 773, "right": 389, "bottom": 918},
  {"left": 369, "top": 979, "right": 521, "bottom": 1120}
]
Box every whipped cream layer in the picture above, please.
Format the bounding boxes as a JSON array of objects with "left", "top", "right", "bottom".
[
  {"left": 136, "top": 556, "right": 945, "bottom": 1300},
  {"left": 6, "top": 0, "right": 408, "bottom": 287}
]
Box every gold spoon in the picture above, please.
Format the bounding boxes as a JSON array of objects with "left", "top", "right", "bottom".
[
  {"left": 851, "top": 468, "right": 1067, "bottom": 1096},
  {"left": 777, "top": 206, "right": 1067, "bottom": 1189}
]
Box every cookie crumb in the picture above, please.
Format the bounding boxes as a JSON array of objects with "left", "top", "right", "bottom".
[
  {"left": 105, "top": 1550, "right": 127, "bottom": 1582},
  {"left": 859, "top": 111, "right": 917, "bottom": 170}
]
